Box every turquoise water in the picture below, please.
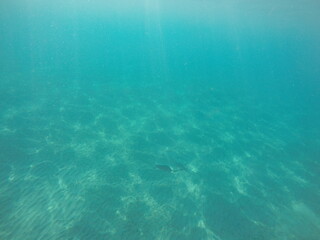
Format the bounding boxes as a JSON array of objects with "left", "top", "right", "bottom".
[{"left": 1, "top": 1, "right": 320, "bottom": 239}]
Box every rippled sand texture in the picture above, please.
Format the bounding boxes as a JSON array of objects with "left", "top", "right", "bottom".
[{"left": 0, "top": 80, "right": 319, "bottom": 240}]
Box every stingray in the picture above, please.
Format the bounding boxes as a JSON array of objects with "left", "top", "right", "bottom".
[
  {"left": 155, "top": 164, "right": 187, "bottom": 173},
  {"left": 156, "top": 164, "right": 173, "bottom": 172}
]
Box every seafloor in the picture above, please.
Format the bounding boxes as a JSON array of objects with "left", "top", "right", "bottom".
[{"left": 0, "top": 75, "right": 319, "bottom": 240}]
